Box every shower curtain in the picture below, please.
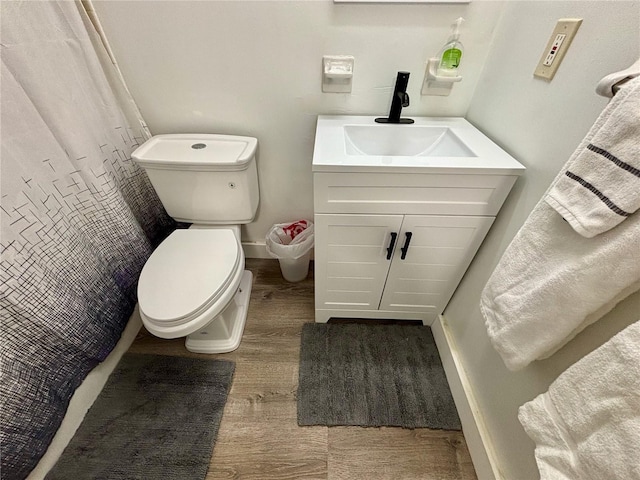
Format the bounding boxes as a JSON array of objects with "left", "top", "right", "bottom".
[{"left": 0, "top": 2, "right": 174, "bottom": 478}]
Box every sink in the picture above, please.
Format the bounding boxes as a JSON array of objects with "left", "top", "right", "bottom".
[
  {"left": 344, "top": 125, "right": 475, "bottom": 157},
  {"left": 313, "top": 115, "right": 526, "bottom": 175}
]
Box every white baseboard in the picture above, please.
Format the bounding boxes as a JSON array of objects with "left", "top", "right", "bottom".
[
  {"left": 242, "top": 241, "right": 270, "bottom": 259},
  {"left": 432, "top": 315, "right": 502, "bottom": 480},
  {"left": 27, "top": 309, "right": 142, "bottom": 479},
  {"left": 242, "top": 242, "right": 314, "bottom": 261}
]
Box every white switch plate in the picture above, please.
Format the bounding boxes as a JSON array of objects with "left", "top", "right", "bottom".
[{"left": 534, "top": 18, "right": 582, "bottom": 81}]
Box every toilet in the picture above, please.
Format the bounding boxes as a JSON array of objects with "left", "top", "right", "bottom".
[{"left": 132, "top": 134, "right": 259, "bottom": 354}]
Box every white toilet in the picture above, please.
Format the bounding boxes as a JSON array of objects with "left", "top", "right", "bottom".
[{"left": 131, "top": 134, "right": 259, "bottom": 354}]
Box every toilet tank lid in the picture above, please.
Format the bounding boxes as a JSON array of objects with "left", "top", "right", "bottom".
[{"left": 132, "top": 134, "right": 257, "bottom": 169}]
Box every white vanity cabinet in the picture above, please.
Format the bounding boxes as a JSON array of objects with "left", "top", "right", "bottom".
[
  {"left": 312, "top": 116, "right": 526, "bottom": 325},
  {"left": 314, "top": 212, "right": 493, "bottom": 324},
  {"left": 313, "top": 173, "right": 503, "bottom": 325}
]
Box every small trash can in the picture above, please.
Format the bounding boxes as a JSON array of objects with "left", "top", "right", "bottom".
[{"left": 266, "top": 220, "right": 314, "bottom": 282}]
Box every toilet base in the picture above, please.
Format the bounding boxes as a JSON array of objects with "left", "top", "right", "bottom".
[{"left": 185, "top": 270, "right": 253, "bottom": 354}]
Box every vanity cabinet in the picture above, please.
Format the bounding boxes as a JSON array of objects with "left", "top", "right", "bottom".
[
  {"left": 315, "top": 213, "right": 493, "bottom": 324},
  {"left": 313, "top": 172, "right": 513, "bottom": 325},
  {"left": 312, "top": 115, "right": 526, "bottom": 326}
]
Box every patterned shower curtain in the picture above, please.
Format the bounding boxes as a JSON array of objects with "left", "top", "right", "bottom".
[{"left": 0, "top": 2, "right": 174, "bottom": 478}]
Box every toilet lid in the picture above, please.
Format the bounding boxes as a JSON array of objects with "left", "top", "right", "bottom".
[{"left": 138, "top": 229, "right": 241, "bottom": 324}]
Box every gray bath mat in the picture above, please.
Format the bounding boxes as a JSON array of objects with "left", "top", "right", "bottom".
[
  {"left": 47, "top": 353, "right": 235, "bottom": 480},
  {"left": 297, "top": 323, "right": 461, "bottom": 430}
]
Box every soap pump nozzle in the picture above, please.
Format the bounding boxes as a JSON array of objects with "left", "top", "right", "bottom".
[{"left": 450, "top": 17, "right": 464, "bottom": 41}]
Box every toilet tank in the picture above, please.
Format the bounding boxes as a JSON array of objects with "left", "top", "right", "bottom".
[{"left": 132, "top": 134, "right": 259, "bottom": 224}]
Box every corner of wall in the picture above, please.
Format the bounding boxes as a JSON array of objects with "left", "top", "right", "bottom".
[{"left": 463, "top": 1, "right": 509, "bottom": 119}]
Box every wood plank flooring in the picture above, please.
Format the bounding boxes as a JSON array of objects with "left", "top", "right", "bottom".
[{"left": 128, "top": 259, "right": 477, "bottom": 480}]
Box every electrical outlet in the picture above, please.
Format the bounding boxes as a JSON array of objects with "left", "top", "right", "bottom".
[{"left": 534, "top": 19, "right": 582, "bottom": 81}]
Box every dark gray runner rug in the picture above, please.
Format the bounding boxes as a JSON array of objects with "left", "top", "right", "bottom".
[
  {"left": 298, "top": 323, "right": 461, "bottom": 430},
  {"left": 47, "top": 353, "right": 234, "bottom": 480}
]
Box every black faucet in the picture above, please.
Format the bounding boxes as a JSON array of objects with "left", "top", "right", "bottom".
[{"left": 375, "top": 71, "right": 414, "bottom": 124}]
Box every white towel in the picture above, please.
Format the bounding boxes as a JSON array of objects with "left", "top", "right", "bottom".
[
  {"left": 518, "top": 321, "right": 640, "bottom": 480},
  {"left": 545, "top": 77, "right": 640, "bottom": 238},
  {"left": 481, "top": 83, "right": 640, "bottom": 371},
  {"left": 481, "top": 206, "right": 640, "bottom": 370}
]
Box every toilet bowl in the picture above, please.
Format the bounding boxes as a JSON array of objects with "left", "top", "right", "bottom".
[
  {"left": 132, "top": 134, "right": 259, "bottom": 354},
  {"left": 137, "top": 227, "right": 252, "bottom": 353}
]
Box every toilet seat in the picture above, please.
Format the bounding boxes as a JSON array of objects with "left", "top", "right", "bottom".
[{"left": 137, "top": 228, "right": 244, "bottom": 338}]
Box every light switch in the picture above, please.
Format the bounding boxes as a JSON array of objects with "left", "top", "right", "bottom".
[{"left": 534, "top": 19, "right": 582, "bottom": 81}]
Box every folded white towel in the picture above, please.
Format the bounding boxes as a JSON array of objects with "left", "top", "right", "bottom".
[
  {"left": 481, "top": 79, "right": 640, "bottom": 370},
  {"left": 518, "top": 321, "right": 640, "bottom": 480},
  {"left": 545, "top": 77, "right": 640, "bottom": 238},
  {"left": 480, "top": 204, "right": 640, "bottom": 370}
]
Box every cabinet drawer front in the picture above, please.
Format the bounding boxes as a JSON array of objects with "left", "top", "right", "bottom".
[{"left": 314, "top": 172, "right": 516, "bottom": 216}]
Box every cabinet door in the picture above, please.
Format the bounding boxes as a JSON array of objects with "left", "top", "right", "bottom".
[
  {"left": 380, "top": 215, "right": 494, "bottom": 314},
  {"left": 315, "top": 214, "right": 403, "bottom": 311}
]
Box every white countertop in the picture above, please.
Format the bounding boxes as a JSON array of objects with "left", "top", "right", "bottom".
[{"left": 312, "top": 115, "right": 526, "bottom": 175}]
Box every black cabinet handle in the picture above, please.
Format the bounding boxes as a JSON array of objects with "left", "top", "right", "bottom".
[
  {"left": 386, "top": 232, "right": 398, "bottom": 260},
  {"left": 400, "top": 232, "right": 413, "bottom": 260}
]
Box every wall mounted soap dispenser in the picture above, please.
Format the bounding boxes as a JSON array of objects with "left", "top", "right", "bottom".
[{"left": 422, "top": 17, "right": 465, "bottom": 96}]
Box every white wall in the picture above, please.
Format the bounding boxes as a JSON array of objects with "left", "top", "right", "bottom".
[
  {"left": 93, "top": 0, "right": 505, "bottom": 247},
  {"left": 445, "top": 1, "right": 640, "bottom": 478}
]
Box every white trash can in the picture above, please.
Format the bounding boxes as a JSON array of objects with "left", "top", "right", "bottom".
[
  {"left": 266, "top": 220, "right": 314, "bottom": 283},
  {"left": 277, "top": 250, "right": 312, "bottom": 282}
]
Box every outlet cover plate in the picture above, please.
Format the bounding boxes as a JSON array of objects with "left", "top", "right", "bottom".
[{"left": 534, "top": 18, "right": 582, "bottom": 81}]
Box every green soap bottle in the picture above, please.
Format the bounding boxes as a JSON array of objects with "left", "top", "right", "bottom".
[{"left": 437, "top": 17, "right": 465, "bottom": 77}]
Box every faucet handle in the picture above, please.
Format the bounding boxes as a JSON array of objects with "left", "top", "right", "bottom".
[{"left": 398, "top": 91, "right": 410, "bottom": 108}]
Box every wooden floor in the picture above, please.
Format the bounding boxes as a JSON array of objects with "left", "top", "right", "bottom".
[{"left": 129, "top": 259, "right": 477, "bottom": 480}]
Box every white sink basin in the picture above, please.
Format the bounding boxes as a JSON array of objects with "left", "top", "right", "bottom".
[
  {"left": 344, "top": 125, "right": 475, "bottom": 157},
  {"left": 313, "top": 115, "right": 525, "bottom": 175}
]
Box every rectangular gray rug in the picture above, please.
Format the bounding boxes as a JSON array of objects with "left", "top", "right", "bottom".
[
  {"left": 46, "top": 353, "right": 234, "bottom": 480},
  {"left": 297, "top": 323, "right": 461, "bottom": 430}
]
